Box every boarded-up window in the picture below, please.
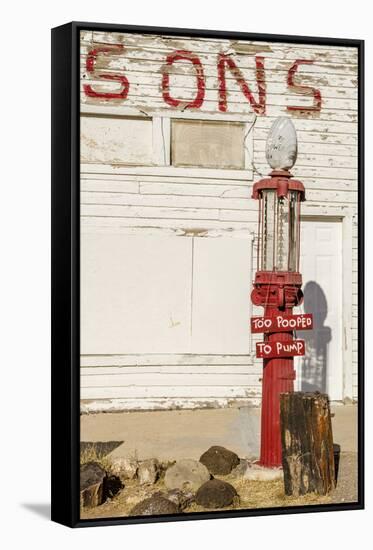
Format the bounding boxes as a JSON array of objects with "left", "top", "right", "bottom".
[
  {"left": 81, "top": 115, "right": 153, "bottom": 165},
  {"left": 81, "top": 233, "right": 252, "bottom": 355},
  {"left": 171, "top": 120, "right": 245, "bottom": 169}
]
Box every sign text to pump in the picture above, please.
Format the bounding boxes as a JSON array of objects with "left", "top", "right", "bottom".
[{"left": 256, "top": 339, "right": 305, "bottom": 358}]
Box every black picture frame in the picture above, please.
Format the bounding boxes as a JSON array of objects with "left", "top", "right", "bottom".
[{"left": 51, "top": 21, "right": 365, "bottom": 528}]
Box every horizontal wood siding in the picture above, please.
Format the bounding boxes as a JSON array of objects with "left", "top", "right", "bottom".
[{"left": 80, "top": 31, "right": 358, "bottom": 412}]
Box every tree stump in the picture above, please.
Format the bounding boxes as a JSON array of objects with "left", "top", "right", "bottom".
[
  {"left": 80, "top": 462, "right": 107, "bottom": 508},
  {"left": 280, "top": 392, "right": 335, "bottom": 496}
]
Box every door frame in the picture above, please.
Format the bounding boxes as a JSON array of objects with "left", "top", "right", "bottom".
[{"left": 300, "top": 213, "right": 354, "bottom": 402}]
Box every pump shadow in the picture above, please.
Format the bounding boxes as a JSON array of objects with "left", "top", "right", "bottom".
[{"left": 297, "top": 281, "right": 332, "bottom": 394}]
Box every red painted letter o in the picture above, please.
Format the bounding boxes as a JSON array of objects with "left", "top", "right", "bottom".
[{"left": 161, "top": 50, "right": 205, "bottom": 109}]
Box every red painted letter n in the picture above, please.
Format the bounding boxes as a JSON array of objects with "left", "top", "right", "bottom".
[{"left": 217, "top": 54, "right": 266, "bottom": 114}]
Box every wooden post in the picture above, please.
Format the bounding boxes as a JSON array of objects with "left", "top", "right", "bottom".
[{"left": 280, "top": 392, "right": 335, "bottom": 496}]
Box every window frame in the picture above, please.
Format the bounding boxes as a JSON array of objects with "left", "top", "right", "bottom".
[{"left": 80, "top": 104, "right": 255, "bottom": 181}]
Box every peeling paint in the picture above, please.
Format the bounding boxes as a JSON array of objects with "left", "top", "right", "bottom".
[
  {"left": 80, "top": 397, "right": 262, "bottom": 414},
  {"left": 229, "top": 42, "right": 273, "bottom": 54},
  {"left": 180, "top": 228, "right": 209, "bottom": 237},
  {"left": 287, "top": 59, "right": 322, "bottom": 113}
]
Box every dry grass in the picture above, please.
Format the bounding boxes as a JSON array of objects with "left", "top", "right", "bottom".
[
  {"left": 80, "top": 443, "right": 115, "bottom": 475},
  {"left": 179, "top": 473, "right": 330, "bottom": 514},
  {"left": 80, "top": 469, "right": 331, "bottom": 520}
]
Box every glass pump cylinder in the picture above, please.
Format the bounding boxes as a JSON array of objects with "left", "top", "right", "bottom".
[{"left": 257, "top": 189, "right": 301, "bottom": 273}]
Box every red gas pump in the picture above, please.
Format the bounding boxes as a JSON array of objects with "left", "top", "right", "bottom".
[{"left": 250, "top": 117, "right": 313, "bottom": 468}]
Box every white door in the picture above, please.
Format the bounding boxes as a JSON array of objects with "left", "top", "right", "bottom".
[{"left": 294, "top": 219, "right": 343, "bottom": 401}]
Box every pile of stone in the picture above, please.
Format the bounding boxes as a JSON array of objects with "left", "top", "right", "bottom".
[
  {"left": 80, "top": 445, "right": 283, "bottom": 515},
  {"left": 126, "top": 450, "right": 241, "bottom": 515}
]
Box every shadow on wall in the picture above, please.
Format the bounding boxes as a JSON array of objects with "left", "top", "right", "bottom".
[{"left": 298, "top": 281, "right": 332, "bottom": 394}]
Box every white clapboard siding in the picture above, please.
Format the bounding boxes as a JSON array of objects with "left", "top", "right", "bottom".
[
  {"left": 80, "top": 189, "right": 356, "bottom": 208},
  {"left": 81, "top": 397, "right": 262, "bottom": 413},
  {"left": 82, "top": 365, "right": 262, "bottom": 375},
  {"left": 82, "top": 373, "right": 261, "bottom": 388},
  {"left": 80, "top": 354, "right": 256, "bottom": 367},
  {"left": 82, "top": 387, "right": 261, "bottom": 399},
  {"left": 80, "top": 31, "right": 359, "bottom": 410}
]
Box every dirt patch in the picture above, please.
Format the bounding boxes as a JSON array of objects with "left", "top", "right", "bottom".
[{"left": 330, "top": 452, "right": 358, "bottom": 504}]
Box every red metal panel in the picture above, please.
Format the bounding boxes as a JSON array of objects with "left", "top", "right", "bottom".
[
  {"left": 251, "top": 174, "right": 306, "bottom": 201},
  {"left": 259, "top": 328, "right": 296, "bottom": 467},
  {"left": 251, "top": 313, "right": 313, "bottom": 333}
]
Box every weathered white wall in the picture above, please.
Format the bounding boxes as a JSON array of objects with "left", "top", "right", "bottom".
[{"left": 79, "top": 31, "right": 358, "bottom": 412}]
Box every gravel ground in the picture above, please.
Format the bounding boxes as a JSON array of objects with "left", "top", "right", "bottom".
[{"left": 330, "top": 452, "right": 358, "bottom": 504}]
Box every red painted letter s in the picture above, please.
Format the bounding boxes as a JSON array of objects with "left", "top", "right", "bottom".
[
  {"left": 83, "top": 45, "right": 130, "bottom": 100},
  {"left": 287, "top": 59, "right": 322, "bottom": 112}
]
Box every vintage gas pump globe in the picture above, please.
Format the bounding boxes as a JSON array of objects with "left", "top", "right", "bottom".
[
  {"left": 251, "top": 117, "right": 313, "bottom": 468},
  {"left": 252, "top": 118, "right": 305, "bottom": 306}
]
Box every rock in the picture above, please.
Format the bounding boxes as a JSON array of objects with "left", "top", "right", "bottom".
[
  {"left": 80, "top": 462, "right": 107, "bottom": 508},
  {"left": 105, "top": 475, "right": 123, "bottom": 498},
  {"left": 196, "top": 479, "right": 238, "bottom": 509},
  {"left": 153, "top": 489, "right": 195, "bottom": 511},
  {"left": 130, "top": 495, "right": 180, "bottom": 516},
  {"left": 137, "top": 458, "right": 160, "bottom": 485},
  {"left": 243, "top": 463, "right": 283, "bottom": 481},
  {"left": 199, "top": 446, "right": 240, "bottom": 475},
  {"left": 165, "top": 489, "right": 195, "bottom": 510},
  {"left": 164, "top": 459, "right": 210, "bottom": 492},
  {"left": 229, "top": 459, "right": 250, "bottom": 478},
  {"left": 109, "top": 457, "right": 138, "bottom": 481}
]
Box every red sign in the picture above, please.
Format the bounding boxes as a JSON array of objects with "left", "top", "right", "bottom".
[
  {"left": 256, "top": 339, "right": 305, "bottom": 358},
  {"left": 251, "top": 313, "right": 313, "bottom": 333}
]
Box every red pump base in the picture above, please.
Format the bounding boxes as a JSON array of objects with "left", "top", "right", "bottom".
[
  {"left": 251, "top": 271, "right": 303, "bottom": 468},
  {"left": 259, "top": 328, "right": 296, "bottom": 467}
]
